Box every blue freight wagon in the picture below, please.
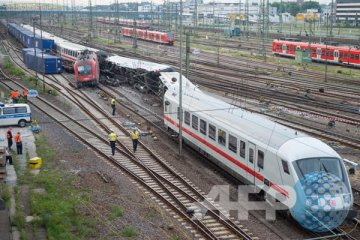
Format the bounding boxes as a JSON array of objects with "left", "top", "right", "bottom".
[
  {"left": 7, "top": 23, "right": 55, "bottom": 50},
  {"left": 24, "top": 52, "right": 62, "bottom": 74},
  {"left": 224, "top": 27, "right": 241, "bottom": 37},
  {"left": 22, "top": 48, "right": 43, "bottom": 61}
]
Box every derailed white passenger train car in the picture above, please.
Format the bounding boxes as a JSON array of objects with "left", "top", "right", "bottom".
[{"left": 163, "top": 79, "right": 353, "bottom": 232}]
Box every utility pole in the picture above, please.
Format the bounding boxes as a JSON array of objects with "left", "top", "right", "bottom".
[
  {"left": 330, "top": 0, "right": 334, "bottom": 37},
  {"left": 245, "top": 0, "right": 249, "bottom": 39},
  {"left": 132, "top": 21, "right": 138, "bottom": 47},
  {"left": 238, "top": 0, "right": 241, "bottom": 28},
  {"left": 179, "top": 0, "right": 183, "bottom": 157},
  {"left": 33, "top": 17, "right": 38, "bottom": 85},
  {"left": 115, "top": 0, "right": 120, "bottom": 43},
  {"left": 40, "top": 5, "right": 45, "bottom": 93},
  {"left": 185, "top": 32, "right": 190, "bottom": 78},
  {"left": 279, "top": 0, "right": 283, "bottom": 33},
  {"left": 89, "top": 0, "right": 94, "bottom": 39}
]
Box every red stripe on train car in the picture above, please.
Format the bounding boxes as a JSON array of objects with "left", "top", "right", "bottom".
[{"left": 163, "top": 115, "right": 289, "bottom": 197}]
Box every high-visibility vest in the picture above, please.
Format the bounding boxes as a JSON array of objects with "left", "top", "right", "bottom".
[
  {"left": 109, "top": 132, "right": 117, "bottom": 141},
  {"left": 15, "top": 134, "right": 21, "bottom": 143},
  {"left": 23, "top": 89, "right": 28, "bottom": 97},
  {"left": 12, "top": 91, "right": 20, "bottom": 98},
  {"left": 130, "top": 131, "right": 139, "bottom": 140},
  {"left": 111, "top": 99, "right": 116, "bottom": 105}
]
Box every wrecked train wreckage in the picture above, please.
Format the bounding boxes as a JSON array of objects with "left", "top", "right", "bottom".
[{"left": 98, "top": 53, "right": 174, "bottom": 96}]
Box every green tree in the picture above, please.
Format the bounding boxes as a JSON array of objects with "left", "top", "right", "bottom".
[
  {"left": 288, "top": 3, "right": 301, "bottom": 16},
  {"left": 301, "top": 1, "right": 321, "bottom": 13}
]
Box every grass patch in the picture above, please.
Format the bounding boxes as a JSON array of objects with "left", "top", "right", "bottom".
[
  {"left": 108, "top": 205, "right": 124, "bottom": 220},
  {"left": 3, "top": 57, "right": 25, "bottom": 77},
  {"left": 11, "top": 133, "right": 97, "bottom": 240},
  {"left": 13, "top": 186, "right": 27, "bottom": 240},
  {"left": 121, "top": 226, "right": 139, "bottom": 238},
  {"left": 1, "top": 183, "right": 11, "bottom": 208}
]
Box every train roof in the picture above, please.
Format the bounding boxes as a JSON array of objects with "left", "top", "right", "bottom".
[
  {"left": 274, "top": 39, "right": 360, "bottom": 52},
  {"left": 106, "top": 55, "right": 172, "bottom": 72},
  {"left": 165, "top": 84, "right": 339, "bottom": 161},
  {"left": 21, "top": 24, "right": 99, "bottom": 52},
  {"left": 159, "top": 72, "right": 196, "bottom": 89}
]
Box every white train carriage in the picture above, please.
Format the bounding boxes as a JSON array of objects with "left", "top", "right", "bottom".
[{"left": 163, "top": 80, "right": 353, "bottom": 232}]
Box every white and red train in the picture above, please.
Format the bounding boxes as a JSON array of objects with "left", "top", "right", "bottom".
[
  {"left": 273, "top": 39, "right": 360, "bottom": 67},
  {"left": 121, "top": 27, "right": 175, "bottom": 46},
  {"left": 96, "top": 17, "right": 149, "bottom": 28},
  {"left": 163, "top": 73, "right": 353, "bottom": 232}
]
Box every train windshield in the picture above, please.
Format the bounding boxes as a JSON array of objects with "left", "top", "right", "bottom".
[
  {"left": 294, "top": 158, "right": 344, "bottom": 181},
  {"left": 77, "top": 65, "right": 92, "bottom": 75}
]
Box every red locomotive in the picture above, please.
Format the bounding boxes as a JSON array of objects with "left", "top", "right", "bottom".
[
  {"left": 73, "top": 51, "right": 100, "bottom": 88},
  {"left": 272, "top": 39, "right": 360, "bottom": 67},
  {"left": 121, "top": 27, "right": 175, "bottom": 46}
]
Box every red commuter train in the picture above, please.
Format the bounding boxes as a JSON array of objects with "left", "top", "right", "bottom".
[
  {"left": 96, "top": 17, "right": 150, "bottom": 28},
  {"left": 121, "top": 27, "right": 175, "bottom": 46},
  {"left": 272, "top": 39, "right": 360, "bottom": 67},
  {"left": 73, "top": 51, "right": 100, "bottom": 88}
]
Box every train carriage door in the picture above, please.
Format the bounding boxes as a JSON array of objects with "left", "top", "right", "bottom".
[
  {"left": 282, "top": 43, "right": 286, "bottom": 55},
  {"left": 316, "top": 48, "right": 321, "bottom": 60},
  {"left": 247, "top": 142, "right": 256, "bottom": 184},
  {"left": 334, "top": 50, "right": 339, "bottom": 63}
]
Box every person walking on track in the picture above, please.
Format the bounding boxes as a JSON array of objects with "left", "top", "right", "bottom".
[
  {"left": 130, "top": 128, "right": 139, "bottom": 153},
  {"left": 108, "top": 130, "right": 117, "bottom": 156},
  {"left": 111, "top": 98, "right": 116, "bottom": 116},
  {"left": 14, "top": 132, "right": 22, "bottom": 155},
  {"left": 5, "top": 147, "right": 13, "bottom": 165},
  {"left": 6, "top": 128, "right": 13, "bottom": 150},
  {"left": 22, "top": 88, "right": 28, "bottom": 103}
]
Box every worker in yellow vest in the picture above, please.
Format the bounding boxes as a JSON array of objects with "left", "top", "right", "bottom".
[
  {"left": 111, "top": 98, "right": 116, "bottom": 116},
  {"left": 108, "top": 130, "right": 117, "bottom": 156},
  {"left": 130, "top": 128, "right": 139, "bottom": 153}
]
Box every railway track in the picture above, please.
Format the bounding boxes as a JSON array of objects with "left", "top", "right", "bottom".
[{"left": 0, "top": 66, "right": 258, "bottom": 240}]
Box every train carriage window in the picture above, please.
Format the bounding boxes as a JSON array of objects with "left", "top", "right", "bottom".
[
  {"left": 209, "top": 124, "right": 216, "bottom": 141},
  {"left": 192, "top": 115, "right": 198, "bottom": 130},
  {"left": 200, "top": 119, "right": 207, "bottom": 135},
  {"left": 228, "top": 135, "right": 237, "bottom": 153},
  {"left": 344, "top": 53, "right": 348, "bottom": 58},
  {"left": 329, "top": 52, "right": 333, "bottom": 57},
  {"left": 351, "top": 54, "right": 354, "bottom": 59},
  {"left": 218, "top": 129, "right": 226, "bottom": 146},
  {"left": 257, "top": 150, "right": 264, "bottom": 169},
  {"left": 334, "top": 52, "right": 338, "bottom": 58},
  {"left": 316, "top": 49, "right": 321, "bottom": 55},
  {"left": 240, "top": 141, "right": 246, "bottom": 158},
  {"left": 356, "top": 54, "right": 359, "bottom": 60},
  {"left": 184, "top": 111, "right": 190, "bottom": 125},
  {"left": 249, "top": 148, "right": 254, "bottom": 163},
  {"left": 340, "top": 53, "right": 343, "bottom": 58},
  {"left": 282, "top": 160, "right": 290, "bottom": 175}
]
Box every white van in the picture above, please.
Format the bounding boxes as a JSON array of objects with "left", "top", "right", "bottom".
[{"left": 0, "top": 103, "right": 32, "bottom": 127}]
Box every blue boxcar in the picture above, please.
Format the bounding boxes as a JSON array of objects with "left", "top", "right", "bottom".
[
  {"left": 22, "top": 48, "right": 43, "bottom": 64},
  {"left": 24, "top": 52, "right": 62, "bottom": 74},
  {"left": 7, "top": 23, "right": 54, "bottom": 50}
]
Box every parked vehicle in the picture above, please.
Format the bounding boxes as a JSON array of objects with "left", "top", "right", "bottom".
[{"left": 0, "top": 103, "right": 31, "bottom": 127}]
